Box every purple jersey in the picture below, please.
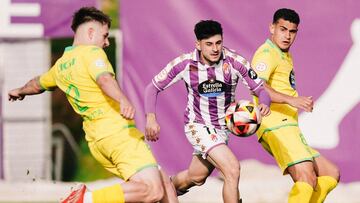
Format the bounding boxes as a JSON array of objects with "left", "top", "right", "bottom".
[{"left": 152, "top": 48, "right": 263, "bottom": 129}]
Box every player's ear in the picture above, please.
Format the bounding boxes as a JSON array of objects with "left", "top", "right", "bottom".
[
  {"left": 88, "top": 27, "right": 95, "bottom": 40},
  {"left": 195, "top": 40, "right": 201, "bottom": 51},
  {"left": 269, "top": 23, "right": 275, "bottom": 35}
]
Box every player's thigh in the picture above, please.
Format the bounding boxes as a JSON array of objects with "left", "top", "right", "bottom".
[
  {"left": 90, "top": 127, "right": 158, "bottom": 180},
  {"left": 129, "top": 166, "right": 162, "bottom": 186},
  {"left": 261, "top": 126, "right": 319, "bottom": 174},
  {"left": 88, "top": 140, "right": 121, "bottom": 176},
  {"left": 188, "top": 155, "right": 215, "bottom": 179},
  {"left": 313, "top": 156, "right": 340, "bottom": 180},
  {"left": 206, "top": 144, "right": 240, "bottom": 175}
]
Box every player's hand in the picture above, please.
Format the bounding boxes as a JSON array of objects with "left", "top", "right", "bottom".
[
  {"left": 8, "top": 88, "right": 25, "bottom": 102},
  {"left": 258, "top": 103, "right": 271, "bottom": 116},
  {"left": 120, "top": 98, "right": 135, "bottom": 119},
  {"left": 145, "top": 113, "right": 160, "bottom": 142},
  {"left": 289, "top": 96, "right": 314, "bottom": 112}
]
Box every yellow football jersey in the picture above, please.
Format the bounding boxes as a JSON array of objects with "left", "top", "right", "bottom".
[
  {"left": 252, "top": 39, "right": 299, "bottom": 139},
  {"left": 39, "top": 45, "right": 135, "bottom": 141}
]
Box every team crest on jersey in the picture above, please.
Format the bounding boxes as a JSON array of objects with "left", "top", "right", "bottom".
[
  {"left": 198, "top": 79, "right": 229, "bottom": 97},
  {"left": 222, "top": 62, "right": 230, "bottom": 74},
  {"left": 255, "top": 62, "right": 267, "bottom": 72},
  {"left": 95, "top": 59, "right": 106, "bottom": 68},
  {"left": 289, "top": 70, "right": 296, "bottom": 89},
  {"left": 248, "top": 68, "right": 258, "bottom": 79}
]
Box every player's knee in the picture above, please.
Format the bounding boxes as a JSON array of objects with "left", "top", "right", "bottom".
[
  {"left": 225, "top": 167, "right": 240, "bottom": 182},
  {"left": 330, "top": 165, "right": 341, "bottom": 182},
  {"left": 222, "top": 161, "right": 240, "bottom": 181},
  {"left": 295, "top": 169, "right": 317, "bottom": 188},
  {"left": 189, "top": 174, "right": 208, "bottom": 186},
  {"left": 190, "top": 176, "right": 207, "bottom": 186}
]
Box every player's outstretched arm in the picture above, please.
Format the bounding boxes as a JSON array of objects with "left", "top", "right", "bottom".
[
  {"left": 96, "top": 73, "right": 135, "bottom": 119},
  {"left": 263, "top": 83, "right": 313, "bottom": 112},
  {"left": 144, "top": 83, "right": 161, "bottom": 142},
  {"left": 8, "top": 76, "right": 44, "bottom": 102}
]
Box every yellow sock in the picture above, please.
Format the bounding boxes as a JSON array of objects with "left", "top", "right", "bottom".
[
  {"left": 288, "top": 181, "right": 313, "bottom": 203},
  {"left": 92, "top": 184, "right": 124, "bottom": 203},
  {"left": 310, "top": 176, "right": 338, "bottom": 203}
]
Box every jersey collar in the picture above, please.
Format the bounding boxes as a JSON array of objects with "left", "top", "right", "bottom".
[
  {"left": 266, "top": 39, "right": 289, "bottom": 58},
  {"left": 65, "top": 46, "right": 76, "bottom": 52}
]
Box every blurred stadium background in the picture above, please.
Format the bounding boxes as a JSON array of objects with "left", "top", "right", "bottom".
[{"left": 0, "top": 0, "right": 359, "bottom": 202}]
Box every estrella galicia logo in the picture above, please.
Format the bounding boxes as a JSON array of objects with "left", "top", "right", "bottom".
[
  {"left": 248, "top": 68, "right": 258, "bottom": 79},
  {"left": 198, "top": 79, "right": 229, "bottom": 97},
  {"left": 289, "top": 70, "right": 296, "bottom": 89}
]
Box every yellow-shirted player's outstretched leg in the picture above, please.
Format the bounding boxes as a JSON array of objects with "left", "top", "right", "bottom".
[
  {"left": 80, "top": 168, "right": 166, "bottom": 203},
  {"left": 288, "top": 182, "right": 313, "bottom": 203},
  {"left": 309, "top": 176, "right": 338, "bottom": 203},
  {"left": 84, "top": 128, "right": 171, "bottom": 203}
]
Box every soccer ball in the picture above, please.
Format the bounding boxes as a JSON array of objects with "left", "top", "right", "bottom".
[{"left": 225, "top": 100, "right": 262, "bottom": 137}]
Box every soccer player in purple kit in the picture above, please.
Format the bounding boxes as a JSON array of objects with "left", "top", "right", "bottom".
[{"left": 144, "top": 20, "right": 271, "bottom": 203}]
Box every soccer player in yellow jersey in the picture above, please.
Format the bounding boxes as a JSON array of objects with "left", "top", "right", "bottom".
[
  {"left": 252, "top": 8, "right": 340, "bottom": 203},
  {"left": 8, "top": 7, "right": 177, "bottom": 203}
]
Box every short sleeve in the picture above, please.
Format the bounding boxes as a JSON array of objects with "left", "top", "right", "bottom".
[
  {"left": 86, "top": 47, "right": 115, "bottom": 81},
  {"left": 251, "top": 49, "right": 277, "bottom": 82},
  {"left": 39, "top": 66, "right": 57, "bottom": 90},
  {"left": 152, "top": 56, "right": 188, "bottom": 91}
]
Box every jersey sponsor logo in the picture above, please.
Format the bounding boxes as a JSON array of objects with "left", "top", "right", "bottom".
[
  {"left": 255, "top": 62, "right": 267, "bottom": 72},
  {"left": 95, "top": 59, "right": 106, "bottom": 68},
  {"left": 198, "top": 79, "right": 229, "bottom": 97},
  {"left": 289, "top": 70, "right": 296, "bottom": 89},
  {"left": 248, "top": 68, "right": 258, "bottom": 79}
]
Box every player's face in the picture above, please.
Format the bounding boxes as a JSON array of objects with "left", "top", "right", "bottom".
[
  {"left": 90, "top": 22, "right": 110, "bottom": 48},
  {"left": 270, "top": 18, "right": 298, "bottom": 52},
  {"left": 196, "top": 34, "right": 223, "bottom": 65}
]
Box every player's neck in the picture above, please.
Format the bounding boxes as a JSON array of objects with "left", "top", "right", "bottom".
[{"left": 72, "top": 38, "right": 91, "bottom": 47}]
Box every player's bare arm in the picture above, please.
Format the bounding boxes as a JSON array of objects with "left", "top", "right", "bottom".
[
  {"left": 96, "top": 72, "right": 135, "bottom": 119},
  {"left": 8, "top": 76, "right": 44, "bottom": 102},
  {"left": 263, "top": 83, "right": 314, "bottom": 112},
  {"left": 145, "top": 113, "right": 160, "bottom": 142}
]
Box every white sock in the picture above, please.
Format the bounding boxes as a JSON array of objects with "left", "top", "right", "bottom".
[{"left": 83, "top": 191, "right": 93, "bottom": 203}]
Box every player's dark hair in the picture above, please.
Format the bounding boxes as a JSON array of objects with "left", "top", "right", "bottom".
[
  {"left": 194, "top": 20, "right": 223, "bottom": 40},
  {"left": 71, "top": 7, "right": 111, "bottom": 32},
  {"left": 273, "top": 8, "right": 300, "bottom": 25}
]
